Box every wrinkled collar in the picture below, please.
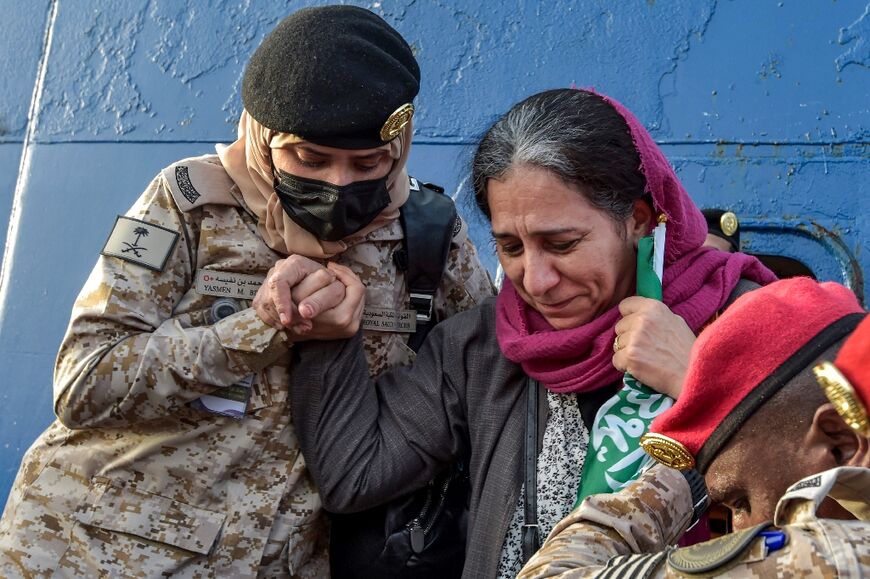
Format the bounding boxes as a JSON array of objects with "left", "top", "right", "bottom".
[{"left": 774, "top": 466, "right": 870, "bottom": 525}]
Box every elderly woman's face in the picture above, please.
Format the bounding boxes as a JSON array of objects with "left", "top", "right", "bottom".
[
  {"left": 489, "top": 165, "right": 650, "bottom": 330},
  {"left": 272, "top": 142, "right": 393, "bottom": 186}
]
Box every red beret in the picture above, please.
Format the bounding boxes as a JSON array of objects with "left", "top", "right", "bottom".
[
  {"left": 813, "top": 315, "right": 870, "bottom": 435},
  {"left": 641, "top": 278, "right": 865, "bottom": 472}
]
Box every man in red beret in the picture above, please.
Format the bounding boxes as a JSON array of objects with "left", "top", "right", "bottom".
[{"left": 519, "top": 277, "right": 870, "bottom": 578}]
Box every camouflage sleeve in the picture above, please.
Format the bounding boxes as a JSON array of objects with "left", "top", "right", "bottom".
[
  {"left": 53, "top": 175, "right": 288, "bottom": 429},
  {"left": 434, "top": 218, "right": 496, "bottom": 319},
  {"left": 518, "top": 465, "right": 693, "bottom": 579}
]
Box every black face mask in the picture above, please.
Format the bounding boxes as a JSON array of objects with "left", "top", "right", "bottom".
[{"left": 273, "top": 169, "right": 391, "bottom": 241}]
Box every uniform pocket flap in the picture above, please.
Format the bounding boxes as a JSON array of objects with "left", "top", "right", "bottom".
[{"left": 75, "top": 478, "right": 225, "bottom": 555}]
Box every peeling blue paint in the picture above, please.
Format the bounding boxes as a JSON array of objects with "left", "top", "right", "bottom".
[
  {"left": 662, "top": 0, "right": 870, "bottom": 144},
  {"left": 29, "top": 0, "right": 723, "bottom": 143},
  {"left": 0, "top": 1, "right": 53, "bottom": 141},
  {"left": 837, "top": 1, "right": 870, "bottom": 71},
  {"left": 758, "top": 52, "right": 783, "bottom": 81}
]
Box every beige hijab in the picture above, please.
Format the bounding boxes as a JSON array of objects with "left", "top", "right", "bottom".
[{"left": 218, "top": 110, "right": 411, "bottom": 258}]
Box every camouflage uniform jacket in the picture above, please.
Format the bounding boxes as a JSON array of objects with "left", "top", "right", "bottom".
[
  {"left": 519, "top": 464, "right": 870, "bottom": 578},
  {"left": 0, "top": 154, "right": 494, "bottom": 579}
]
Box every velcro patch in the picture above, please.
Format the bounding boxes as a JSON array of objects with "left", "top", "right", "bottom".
[
  {"left": 175, "top": 165, "right": 200, "bottom": 204},
  {"left": 101, "top": 216, "right": 179, "bottom": 272},
  {"left": 161, "top": 155, "right": 239, "bottom": 212},
  {"left": 595, "top": 551, "right": 667, "bottom": 579},
  {"left": 788, "top": 475, "right": 822, "bottom": 492},
  {"left": 195, "top": 269, "right": 265, "bottom": 300},
  {"left": 451, "top": 215, "right": 468, "bottom": 245},
  {"left": 362, "top": 306, "right": 417, "bottom": 333}
]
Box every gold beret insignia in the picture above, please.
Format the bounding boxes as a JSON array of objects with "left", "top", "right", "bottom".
[
  {"left": 380, "top": 103, "right": 414, "bottom": 142},
  {"left": 719, "top": 211, "right": 739, "bottom": 237},
  {"left": 640, "top": 433, "right": 696, "bottom": 471},
  {"left": 813, "top": 361, "right": 869, "bottom": 436}
]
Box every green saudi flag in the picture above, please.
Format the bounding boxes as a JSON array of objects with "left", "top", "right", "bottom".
[{"left": 574, "top": 222, "right": 673, "bottom": 507}]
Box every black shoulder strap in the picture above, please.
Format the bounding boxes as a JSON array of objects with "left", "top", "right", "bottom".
[
  {"left": 522, "top": 376, "right": 541, "bottom": 563},
  {"left": 398, "top": 180, "right": 457, "bottom": 352},
  {"left": 724, "top": 278, "right": 760, "bottom": 309}
]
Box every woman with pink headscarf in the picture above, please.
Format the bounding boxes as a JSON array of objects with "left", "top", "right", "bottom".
[{"left": 288, "top": 88, "right": 777, "bottom": 578}]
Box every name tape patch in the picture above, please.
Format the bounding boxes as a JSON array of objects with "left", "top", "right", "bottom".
[
  {"left": 362, "top": 306, "right": 417, "bottom": 333},
  {"left": 788, "top": 475, "right": 822, "bottom": 492},
  {"left": 195, "top": 269, "right": 266, "bottom": 299},
  {"left": 101, "top": 216, "right": 180, "bottom": 272}
]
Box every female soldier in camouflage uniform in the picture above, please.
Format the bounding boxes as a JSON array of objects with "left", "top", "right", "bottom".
[{"left": 0, "top": 6, "right": 493, "bottom": 578}]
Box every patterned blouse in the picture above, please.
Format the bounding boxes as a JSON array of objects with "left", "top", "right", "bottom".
[{"left": 496, "top": 391, "right": 590, "bottom": 578}]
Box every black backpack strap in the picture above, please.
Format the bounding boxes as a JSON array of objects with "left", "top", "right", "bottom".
[{"left": 397, "top": 180, "right": 457, "bottom": 353}]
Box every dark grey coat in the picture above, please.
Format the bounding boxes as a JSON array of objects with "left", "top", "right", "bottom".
[
  {"left": 291, "top": 297, "right": 545, "bottom": 579},
  {"left": 290, "top": 281, "right": 759, "bottom": 578}
]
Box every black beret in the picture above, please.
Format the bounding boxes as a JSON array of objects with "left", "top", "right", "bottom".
[
  {"left": 242, "top": 5, "right": 420, "bottom": 149},
  {"left": 702, "top": 208, "right": 740, "bottom": 252}
]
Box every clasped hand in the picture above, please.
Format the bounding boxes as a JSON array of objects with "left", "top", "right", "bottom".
[
  {"left": 611, "top": 297, "right": 696, "bottom": 399},
  {"left": 252, "top": 255, "right": 365, "bottom": 341}
]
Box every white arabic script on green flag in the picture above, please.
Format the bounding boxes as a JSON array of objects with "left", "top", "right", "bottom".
[{"left": 575, "top": 220, "right": 673, "bottom": 506}]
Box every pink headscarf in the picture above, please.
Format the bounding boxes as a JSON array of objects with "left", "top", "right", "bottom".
[{"left": 496, "top": 89, "right": 777, "bottom": 394}]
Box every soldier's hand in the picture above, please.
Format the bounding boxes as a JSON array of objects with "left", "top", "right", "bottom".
[
  {"left": 612, "top": 297, "right": 695, "bottom": 399},
  {"left": 253, "top": 255, "right": 335, "bottom": 332},
  {"left": 289, "top": 265, "right": 347, "bottom": 320},
  {"left": 290, "top": 262, "right": 365, "bottom": 341}
]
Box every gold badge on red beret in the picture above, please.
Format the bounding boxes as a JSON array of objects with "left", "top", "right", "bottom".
[
  {"left": 813, "top": 361, "right": 869, "bottom": 436},
  {"left": 640, "top": 432, "right": 696, "bottom": 471},
  {"left": 380, "top": 103, "right": 414, "bottom": 142}
]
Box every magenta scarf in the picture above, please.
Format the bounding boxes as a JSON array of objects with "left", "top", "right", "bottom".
[{"left": 495, "top": 90, "right": 777, "bottom": 394}]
